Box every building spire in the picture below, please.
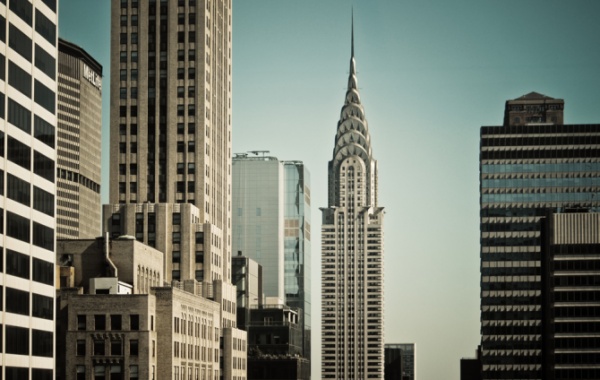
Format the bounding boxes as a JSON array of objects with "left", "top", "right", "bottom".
[{"left": 351, "top": 8, "right": 355, "bottom": 59}]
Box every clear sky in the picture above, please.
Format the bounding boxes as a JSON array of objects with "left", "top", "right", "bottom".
[{"left": 59, "top": 1, "right": 600, "bottom": 379}]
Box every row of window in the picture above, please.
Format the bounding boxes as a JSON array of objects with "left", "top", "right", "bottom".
[
  {"left": 3, "top": 211, "right": 54, "bottom": 251},
  {"left": 78, "top": 338, "right": 139, "bottom": 357},
  {"left": 5, "top": 173, "right": 55, "bottom": 216},
  {"left": 1, "top": 249, "right": 54, "bottom": 283},
  {"left": 0, "top": 133, "right": 55, "bottom": 181},
  {"left": 0, "top": 323, "right": 52, "bottom": 356},
  {"left": 0, "top": 285, "right": 53, "bottom": 319},
  {"left": 77, "top": 314, "right": 144, "bottom": 331}
]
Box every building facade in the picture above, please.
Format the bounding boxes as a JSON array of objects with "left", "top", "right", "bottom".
[
  {"left": 0, "top": 1, "right": 58, "bottom": 378},
  {"left": 56, "top": 38, "right": 102, "bottom": 239},
  {"left": 479, "top": 93, "right": 600, "bottom": 379},
  {"left": 232, "top": 154, "right": 285, "bottom": 300},
  {"left": 282, "top": 161, "right": 312, "bottom": 361},
  {"left": 232, "top": 254, "right": 263, "bottom": 329},
  {"left": 541, "top": 212, "right": 600, "bottom": 380},
  {"left": 232, "top": 155, "right": 312, "bottom": 363},
  {"left": 384, "top": 344, "right": 416, "bottom": 380},
  {"left": 108, "top": 0, "right": 242, "bottom": 378},
  {"left": 109, "top": 0, "right": 233, "bottom": 261},
  {"left": 246, "top": 304, "right": 310, "bottom": 380},
  {"left": 321, "top": 22, "right": 385, "bottom": 379}
]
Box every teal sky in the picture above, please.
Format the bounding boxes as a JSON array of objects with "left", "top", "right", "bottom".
[{"left": 60, "top": 1, "right": 600, "bottom": 379}]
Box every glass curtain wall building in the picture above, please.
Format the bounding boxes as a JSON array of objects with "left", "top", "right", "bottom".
[
  {"left": 0, "top": 0, "right": 58, "bottom": 378},
  {"left": 283, "top": 160, "right": 311, "bottom": 361},
  {"left": 479, "top": 92, "right": 600, "bottom": 379},
  {"left": 232, "top": 154, "right": 312, "bottom": 363}
]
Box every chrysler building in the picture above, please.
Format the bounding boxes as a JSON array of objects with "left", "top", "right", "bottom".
[{"left": 321, "top": 17, "right": 385, "bottom": 379}]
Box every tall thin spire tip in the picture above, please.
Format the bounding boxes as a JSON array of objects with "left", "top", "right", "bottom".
[{"left": 351, "top": 8, "right": 354, "bottom": 58}]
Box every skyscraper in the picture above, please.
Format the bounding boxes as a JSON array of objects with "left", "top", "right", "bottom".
[
  {"left": 321, "top": 19, "right": 385, "bottom": 379},
  {"left": 384, "top": 343, "right": 417, "bottom": 380},
  {"left": 107, "top": 1, "right": 243, "bottom": 378},
  {"left": 232, "top": 153, "right": 312, "bottom": 362},
  {"left": 479, "top": 92, "right": 600, "bottom": 379},
  {"left": 1, "top": 0, "right": 58, "bottom": 378},
  {"left": 541, "top": 211, "right": 600, "bottom": 380},
  {"left": 108, "top": 0, "right": 232, "bottom": 287},
  {"left": 56, "top": 38, "right": 102, "bottom": 239}
]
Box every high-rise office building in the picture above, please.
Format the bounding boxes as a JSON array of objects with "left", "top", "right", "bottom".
[
  {"left": 232, "top": 154, "right": 285, "bottom": 300},
  {"left": 541, "top": 212, "right": 600, "bottom": 380},
  {"left": 108, "top": 1, "right": 242, "bottom": 378},
  {"left": 384, "top": 344, "right": 416, "bottom": 380},
  {"left": 479, "top": 92, "right": 600, "bottom": 379},
  {"left": 56, "top": 38, "right": 102, "bottom": 239},
  {"left": 321, "top": 20, "right": 385, "bottom": 379},
  {"left": 109, "top": 0, "right": 232, "bottom": 280},
  {"left": 0, "top": 1, "right": 58, "bottom": 378},
  {"left": 232, "top": 154, "right": 312, "bottom": 363}
]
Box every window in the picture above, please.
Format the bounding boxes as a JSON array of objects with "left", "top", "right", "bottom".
[
  {"left": 34, "top": 115, "right": 55, "bottom": 147},
  {"left": 35, "top": 79, "right": 55, "bottom": 113},
  {"left": 9, "top": 61, "right": 32, "bottom": 97},
  {"left": 32, "top": 293, "right": 53, "bottom": 320},
  {"left": 76, "top": 366, "right": 86, "bottom": 380},
  {"left": 35, "top": 44, "right": 56, "bottom": 79},
  {"left": 35, "top": 9, "right": 56, "bottom": 44},
  {"left": 6, "top": 326, "right": 29, "bottom": 354},
  {"left": 111, "top": 315, "right": 122, "bottom": 330},
  {"left": 6, "top": 287, "right": 29, "bottom": 315},
  {"left": 78, "top": 315, "right": 87, "bottom": 330},
  {"left": 111, "top": 340, "right": 123, "bottom": 356},
  {"left": 8, "top": 98, "right": 31, "bottom": 133},
  {"left": 173, "top": 213, "right": 181, "bottom": 225},
  {"left": 94, "top": 340, "right": 105, "bottom": 355},
  {"left": 7, "top": 173, "right": 31, "bottom": 206},
  {"left": 6, "top": 249, "right": 30, "bottom": 279},
  {"left": 130, "top": 340, "right": 139, "bottom": 356},
  {"left": 77, "top": 340, "right": 86, "bottom": 356},
  {"left": 188, "top": 141, "right": 195, "bottom": 152},
  {"left": 130, "top": 365, "right": 139, "bottom": 379},
  {"left": 8, "top": 137, "right": 30, "bottom": 169},
  {"left": 34, "top": 151, "right": 55, "bottom": 181},
  {"left": 32, "top": 329, "right": 53, "bottom": 357},
  {"left": 10, "top": 0, "right": 32, "bottom": 25},
  {"left": 94, "top": 365, "right": 106, "bottom": 380},
  {"left": 130, "top": 315, "right": 140, "bottom": 330},
  {"left": 33, "top": 257, "right": 53, "bottom": 284},
  {"left": 172, "top": 251, "right": 181, "bottom": 263},
  {"left": 33, "top": 222, "right": 54, "bottom": 251},
  {"left": 0, "top": 16, "right": 5, "bottom": 42},
  {"left": 32, "top": 369, "right": 53, "bottom": 380},
  {"left": 195, "top": 251, "right": 203, "bottom": 262},
  {"left": 173, "top": 232, "right": 181, "bottom": 243},
  {"left": 95, "top": 315, "right": 106, "bottom": 330},
  {"left": 9, "top": 24, "right": 32, "bottom": 61}
]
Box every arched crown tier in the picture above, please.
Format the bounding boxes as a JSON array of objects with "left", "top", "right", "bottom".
[{"left": 327, "top": 15, "right": 379, "bottom": 208}]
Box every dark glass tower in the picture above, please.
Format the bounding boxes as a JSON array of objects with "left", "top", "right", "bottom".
[{"left": 479, "top": 92, "right": 600, "bottom": 379}]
